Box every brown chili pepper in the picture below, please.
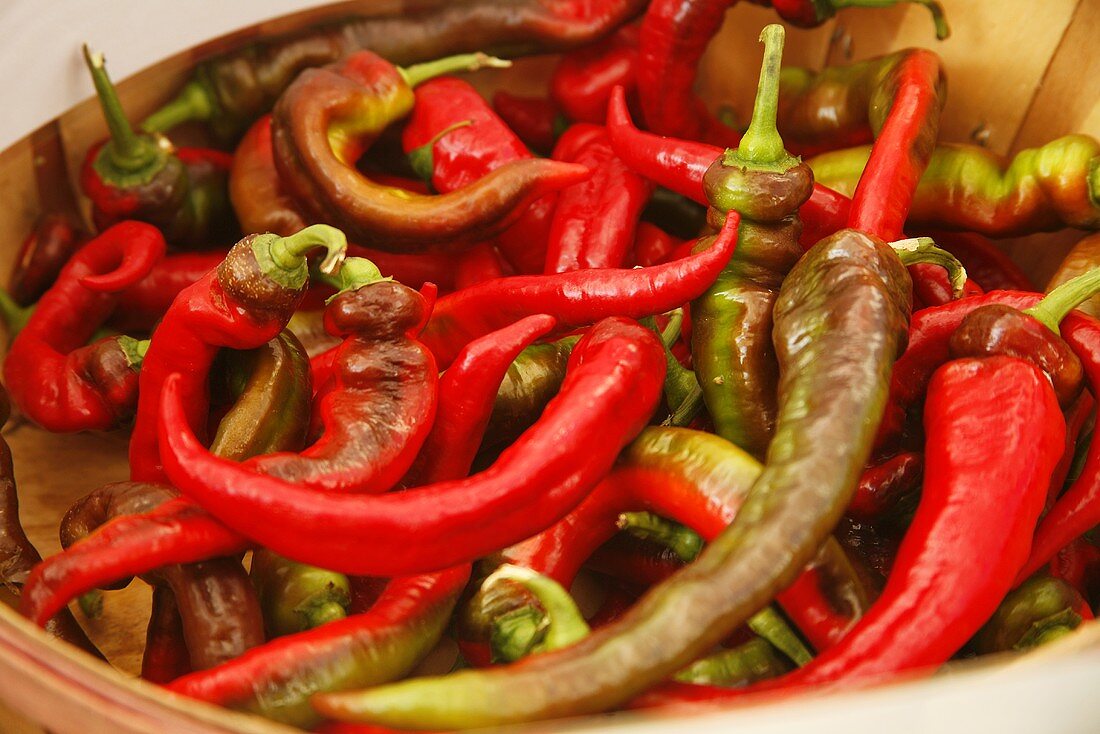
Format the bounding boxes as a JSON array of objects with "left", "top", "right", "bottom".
[
  {"left": 7, "top": 214, "right": 86, "bottom": 307},
  {"left": 141, "top": 586, "right": 191, "bottom": 683},
  {"left": 143, "top": 0, "right": 648, "bottom": 139}
]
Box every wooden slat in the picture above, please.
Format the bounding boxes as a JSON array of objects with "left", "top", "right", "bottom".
[
  {"left": 1012, "top": 0, "right": 1100, "bottom": 151},
  {"left": 828, "top": 0, "right": 1079, "bottom": 152}
]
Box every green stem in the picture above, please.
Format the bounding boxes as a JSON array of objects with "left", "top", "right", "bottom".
[
  {"left": 117, "top": 336, "right": 150, "bottom": 369},
  {"left": 674, "top": 637, "right": 791, "bottom": 686},
  {"left": 408, "top": 120, "right": 474, "bottom": 183},
  {"left": 0, "top": 289, "right": 33, "bottom": 337},
  {"left": 831, "top": 0, "right": 950, "bottom": 40},
  {"left": 78, "top": 590, "right": 103, "bottom": 619},
  {"left": 889, "top": 237, "right": 968, "bottom": 299},
  {"left": 728, "top": 25, "right": 794, "bottom": 170},
  {"left": 618, "top": 512, "right": 703, "bottom": 563},
  {"left": 746, "top": 606, "right": 813, "bottom": 667},
  {"left": 317, "top": 257, "right": 391, "bottom": 302},
  {"left": 141, "top": 78, "right": 216, "bottom": 133},
  {"left": 488, "top": 565, "right": 589, "bottom": 658},
  {"left": 491, "top": 607, "right": 547, "bottom": 663},
  {"left": 82, "top": 45, "right": 160, "bottom": 172},
  {"left": 399, "top": 53, "right": 511, "bottom": 88},
  {"left": 659, "top": 310, "right": 683, "bottom": 350},
  {"left": 300, "top": 598, "right": 349, "bottom": 629},
  {"left": 1028, "top": 267, "right": 1100, "bottom": 333},
  {"left": 662, "top": 384, "right": 705, "bottom": 428}
]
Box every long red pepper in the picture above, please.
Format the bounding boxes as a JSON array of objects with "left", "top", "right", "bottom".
[
  {"left": 491, "top": 91, "right": 563, "bottom": 156},
  {"left": 420, "top": 213, "right": 738, "bottom": 368},
  {"left": 845, "top": 51, "right": 945, "bottom": 241},
  {"left": 637, "top": 355, "right": 1065, "bottom": 706},
  {"left": 3, "top": 221, "right": 165, "bottom": 432},
  {"left": 128, "top": 225, "right": 346, "bottom": 482},
  {"left": 404, "top": 78, "right": 557, "bottom": 274},
  {"left": 544, "top": 124, "right": 652, "bottom": 273},
  {"left": 110, "top": 251, "right": 228, "bottom": 332},
  {"left": 159, "top": 317, "right": 664, "bottom": 576},
  {"left": 404, "top": 315, "right": 556, "bottom": 486},
  {"left": 550, "top": 26, "right": 639, "bottom": 125}
]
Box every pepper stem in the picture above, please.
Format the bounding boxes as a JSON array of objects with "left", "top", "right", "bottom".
[
  {"left": 298, "top": 596, "right": 349, "bottom": 630},
  {"left": 487, "top": 565, "right": 589, "bottom": 657},
  {"left": 317, "top": 256, "right": 391, "bottom": 302},
  {"left": 1025, "top": 267, "right": 1100, "bottom": 333},
  {"left": 399, "top": 53, "right": 512, "bottom": 88},
  {"left": 141, "top": 78, "right": 217, "bottom": 133},
  {"left": 746, "top": 606, "right": 814, "bottom": 667},
  {"left": 117, "top": 336, "right": 150, "bottom": 369},
  {"left": 408, "top": 120, "right": 474, "bottom": 183},
  {"left": 82, "top": 45, "right": 161, "bottom": 172},
  {"left": 618, "top": 512, "right": 703, "bottom": 563},
  {"left": 889, "top": 237, "right": 968, "bottom": 299},
  {"left": 831, "top": 0, "right": 950, "bottom": 40},
  {"left": 273, "top": 225, "right": 348, "bottom": 274},
  {"left": 0, "top": 289, "right": 33, "bottom": 338},
  {"left": 728, "top": 25, "right": 792, "bottom": 169}
]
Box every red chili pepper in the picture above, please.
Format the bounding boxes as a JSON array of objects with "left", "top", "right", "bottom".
[
  {"left": 404, "top": 79, "right": 557, "bottom": 274},
  {"left": 404, "top": 315, "right": 557, "bottom": 486},
  {"left": 141, "top": 587, "right": 191, "bottom": 684},
  {"left": 491, "top": 90, "right": 564, "bottom": 155},
  {"left": 550, "top": 26, "right": 639, "bottom": 125},
  {"left": 455, "top": 243, "right": 509, "bottom": 291},
  {"left": 544, "top": 124, "right": 652, "bottom": 273},
  {"left": 167, "top": 567, "right": 470, "bottom": 729},
  {"left": 158, "top": 317, "right": 665, "bottom": 577},
  {"left": 846, "top": 453, "right": 924, "bottom": 523},
  {"left": 633, "top": 222, "right": 684, "bottom": 267},
  {"left": 420, "top": 212, "right": 738, "bottom": 368},
  {"left": 638, "top": 356, "right": 1064, "bottom": 705},
  {"left": 128, "top": 225, "right": 347, "bottom": 482},
  {"left": 109, "top": 251, "right": 227, "bottom": 332},
  {"left": 3, "top": 221, "right": 165, "bottom": 432},
  {"left": 7, "top": 214, "right": 86, "bottom": 307},
  {"left": 605, "top": 86, "right": 850, "bottom": 240},
  {"left": 923, "top": 230, "right": 1036, "bottom": 293},
  {"left": 845, "top": 51, "right": 945, "bottom": 241}
]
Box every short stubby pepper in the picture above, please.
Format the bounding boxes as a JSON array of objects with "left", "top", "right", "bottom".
[
  {"left": 693, "top": 25, "right": 814, "bottom": 459},
  {"left": 3, "top": 221, "right": 165, "bottom": 432},
  {"left": 80, "top": 47, "right": 236, "bottom": 248},
  {"left": 158, "top": 317, "right": 666, "bottom": 577},
  {"left": 143, "top": 0, "right": 648, "bottom": 139},
  {"left": 307, "top": 228, "right": 911, "bottom": 729},
  {"left": 271, "top": 51, "right": 591, "bottom": 251},
  {"left": 7, "top": 214, "right": 85, "bottom": 307},
  {"left": 809, "top": 135, "right": 1100, "bottom": 236}
]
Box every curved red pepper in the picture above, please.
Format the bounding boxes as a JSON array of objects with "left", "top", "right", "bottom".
[
  {"left": 404, "top": 315, "right": 557, "bottom": 486},
  {"left": 110, "top": 251, "right": 228, "bottom": 332},
  {"left": 544, "top": 124, "right": 652, "bottom": 273},
  {"left": 420, "top": 213, "right": 738, "bottom": 368},
  {"left": 405, "top": 79, "right": 557, "bottom": 274},
  {"left": 491, "top": 91, "right": 563, "bottom": 156},
  {"left": 551, "top": 26, "right": 639, "bottom": 125},
  {"left": 3, "top": 221, "right": 165, "bottom": 432},
  {"left": 159, "top": 317, "right": 664, "bottom": 577}
]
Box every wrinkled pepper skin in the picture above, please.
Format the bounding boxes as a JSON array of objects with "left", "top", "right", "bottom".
[
  {"left": 143, "top": 0, "right": 648, "bottom": 139},
  {"left": 1048, "top": 233, "right": 1100, "bottom": 319},
  {"left": 809, "top": 135, "right": 1100, "bottom": 236},
  {"left": 167, "top": 567, "right": 468, "bottom": 728},
  {"left": 0, "top": 386, "right": 101, "bottom": 657},
  {"left": 309, "top": 229, "right": 911, "bottom": 729},
  {"left": 271, "top": 51, "right": 590, "bottom": 251}
]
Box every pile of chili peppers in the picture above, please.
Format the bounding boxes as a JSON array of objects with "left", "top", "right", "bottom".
[{"left": 2, "top": 1, "right": 1100, "bottom": 730}]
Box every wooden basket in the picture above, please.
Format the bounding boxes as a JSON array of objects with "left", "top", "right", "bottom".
[{"left": 0, "top": 0, "right": 1098, "bottom": 731}]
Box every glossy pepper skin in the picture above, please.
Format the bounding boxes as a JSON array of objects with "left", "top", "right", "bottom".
[
  {"left": 551, "top": 26, "right": 639, "bottom": 125},
  {"left": 231, "top": 115, "right": 458, "bottom": 291},
  {"left": 7, "top": 214, "right": 85, "bottom": 307},
  {"left": 272, "top": 51, "right": 590, "bottom": 252},
  {"left": 459, "top": 428, "right": 870, "bottom": 662},
  {"left": 142, "top": 587, "right": 190, "bottom": 682},
  {"left": 1048, "top": 233, "right": 1100, "bottom": 319},
  {"left": 80, "top": 48, "right": 236, "bottom": 248},
  {"left": 492, "top": 91, "right": 565, "bottom": 156},
  {"left": 0, "top": 386, "right": 101, "bottom": 657},
  {"left": 128, "top": 224, "right": 346, "bottom": 483},
  {"left": 159, "top": 317, "right": 665, "bottom": 577},
  {"left": 309, "top": 228, "right": 911, "bottom": 729},
  {"left": 635, "top": 0, "right": 946, "bottom": 147},
  {"left": 402, "top": 77, "right": 557, "bottom": 275},
  {"left": 109, "top": 251, "right": 229, "bottom": 333},
  {"left": 250, "top": 549, "right": 350, "bottom": 637},
  {"left": 639, "top": 357, "right": 1065, "bottom": 706},
  {"left": 142, "top": 0, "right": 647, "bottom": 139},
  {"left": 3, "top": 221, "right": 164, "bottom": 432},
  {"left": 405, "top": 315, "right": 556, "bottom": 486},
  {"left": 420, "top": 213, "right": 738, "bottom": 368},
  {"left": 544, "top": 124, "right": 652, "bottom": 273},
  {"left": 809, "top": 135, "right": 1100, "bottom": 236},
  {"left": 167, "top": 567, "right": 468, "bottom": 728},
  {"left": 694, "top": 26, "right": 814, "bottom": 459}
]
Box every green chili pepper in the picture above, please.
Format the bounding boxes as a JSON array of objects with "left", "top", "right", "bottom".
[
  {"left": 970, "top": 573, "right": 1086, "bottom": 654},
  {"left": 482, "top": 335, "right": 579, "bottom": 449},
  {"left": 693, "top": 24, "right": 814, "bottom": 459},
  {"left": 250, "top": 549, "right": 350, "bottom": 637}
]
